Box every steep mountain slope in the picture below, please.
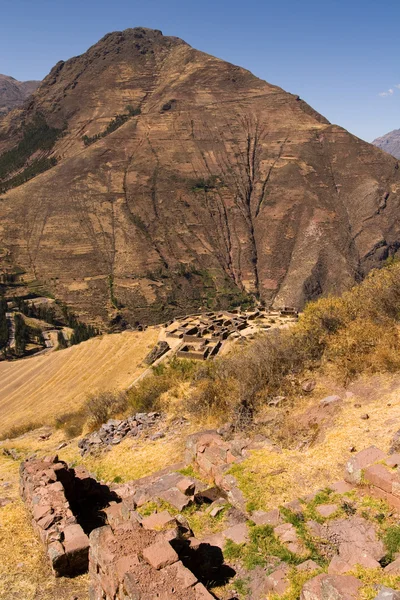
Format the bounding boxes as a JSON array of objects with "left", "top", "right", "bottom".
[
  {"left": 1, "top": 27, "right": 400, "bottom": 327},
  {"left": 373, "top": 129, "right": 400, "bottom": 159},
  {"left": 0, "top": 74, "right": 39, "bottom": 115}
]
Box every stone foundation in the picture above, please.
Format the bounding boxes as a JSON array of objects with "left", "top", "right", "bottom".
[
  {"left": 20, "top": 455, "right": 90, "bottom": 576},
  {"left": 20, "top": 455, "right": 119, "bottom": 576},
  {"left": 88, "top": 512, "right": 214, "bottom": 599}
]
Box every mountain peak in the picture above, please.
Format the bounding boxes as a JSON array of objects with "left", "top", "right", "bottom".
[
  {"left": 373, "top": 129, "right": 400, "bottom": 159},
  {"left": 0, "top": 74, "right": 40, "bottom": 116},
  {"left": 0, "top": 32, "right": 399, "bottom": 326}
]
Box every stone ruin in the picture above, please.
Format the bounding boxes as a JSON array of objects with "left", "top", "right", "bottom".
[
  {"left": 143, "top": 341, "right": 170, "bottom": 365},
  {"left": 78, "top": 412, "right": 163, "bottom": 456},
  {"left": 166, "top": 308, "right": 297, "bottom": 361},
  {"left": 19, "top": 455, "right": 118, "bottom": 577},
  {"left": 20, "top": 429, "right": 400, "bottom": 600}
]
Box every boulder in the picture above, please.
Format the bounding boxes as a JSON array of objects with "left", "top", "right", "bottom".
[
  {"left": 316, "top": 504, "right": 338, "bottom": 518},
  {"left": 300, "top": 574, "right": 362, "bottom": 600},
  {"left": 373, "top": 587, "right": 400, "bottom": 600},
  {"left": 264, "top": 565, "right": 290, "bottom": 595},
  {"left": 141, "top": 510, "right": 176, "bottom": 531},
  {"left": 251, "top": 508, "right": 282, "bottom": 526},
  {"left": 320, "top": 396, "right": 341, "bottom": 407},
  {"left": 328, "top": 551, "right": 381, "bottom": 575},
  {"left": 302, "top": 380, "right": 316, "bottom": 393},
  {"left": 384, "top": 557, "right": 400, "bottom": 575},
  {"left": 297, "top": 560, "right": 320, "bottom": 573},
  {"left": 274, "top": 522, "right": 305, "bottom": 554},
  {"left": 222, "top": 523, "right": 249, "bottom": 544}
]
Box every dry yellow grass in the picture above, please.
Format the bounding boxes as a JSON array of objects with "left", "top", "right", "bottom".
[
  {"left": 230, "top": 373, "right": 400, "bottom": 511},
  {"left": 0, "top": 328, "right": 158, "bottom": 437}
]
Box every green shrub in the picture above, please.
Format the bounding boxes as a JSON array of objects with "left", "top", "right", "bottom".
[
  {"left": 0, "top": 114, "right": 63, "bottom": 193},
  {"left": 82, "top": 106, "right": 140, "bottom": 146},
  {"left": 127, "top": 358, "right": 198, "bottom": 413},
  {"left": 383, "top": 525, "right": 400, "bottom": 561}
]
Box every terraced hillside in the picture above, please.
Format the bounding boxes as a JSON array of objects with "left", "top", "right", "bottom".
[
  {"left": 0, "top": 328, "right": 158, "bottom": 437},
  {"left": 1, "top": 28, "right": 400, "bottom": 326}
]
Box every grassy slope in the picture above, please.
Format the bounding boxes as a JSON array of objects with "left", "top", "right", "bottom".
[
  {"left": 230, "top": 372, "right": 400, "bottom": 510},
  {"left": 0, "top": 328, "right": 158, "bottom": 436}
]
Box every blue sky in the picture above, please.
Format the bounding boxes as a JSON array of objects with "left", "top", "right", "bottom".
[{"left": 1, "top": 0, "right": 399, "bottom": 142}]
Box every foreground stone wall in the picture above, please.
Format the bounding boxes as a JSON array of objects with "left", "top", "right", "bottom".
[
  {"left": 88, "top": 508, "right": 214, "bottom": 599},
  {"left": 20, "top": 455, "right": 90, "bottom": 576}
]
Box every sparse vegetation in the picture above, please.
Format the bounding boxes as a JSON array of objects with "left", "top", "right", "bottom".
[
  {"left": 0, "top": 114, "right": 64, "bottom": 193},
  {"left": 85, "top": 390, "right": 128, "bottom": 430},
  {"left": 82, "top": 105, "right": 141, "bottom": 146},
  {"left": 225, "top": 524, "right": 303, "bottom": 570},
  {"left": 127, "top": 358, "right": 198, "bottom": 412},
  {"left": 383, "top": 525, "right": 400, "bottom": 562},
  {"left": 191, "top": 175, "right": 220, "bottom": 192},
  {"left": 0, "top": 294, "right": 8, "bottom": 354}
]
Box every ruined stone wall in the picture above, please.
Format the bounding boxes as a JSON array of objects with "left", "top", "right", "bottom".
[
  {"left": 20, "top": 456, "right": 90, "bottom": 576},
  {"left": 88, "top": 507, "right": 214, "bottom": 599}
]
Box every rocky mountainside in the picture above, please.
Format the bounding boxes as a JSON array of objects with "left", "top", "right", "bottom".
[
  {"left": 1, "top": 27, "right": 400, "bottom": 327},
  {"left": 373, "top": 129, "right": 400, "bottom": 159},
  {"left": 0, "top": 74, "right": 39, "bottom": 115}
]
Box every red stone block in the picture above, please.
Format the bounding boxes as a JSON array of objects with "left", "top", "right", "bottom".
[
  {"left": 364, "top": 464, "right": 394, "bottom": 493},
  {"left": 141, "top": 510, "right": 176, "bottom": 531},
  {"left": 177, "top": 477, "right": 196, "bottom": 496},
  {"left": 345, "top": 446, "right": 386, "bottom": 484},
  {"left": 300, "top": 574, "right": 362, "bottom": 600},
  {"left": 142, "top": 539, "right": 179, "bottom": 570},
  {"left": 370, "top": 487, "right": 400, "bottom": 511}
]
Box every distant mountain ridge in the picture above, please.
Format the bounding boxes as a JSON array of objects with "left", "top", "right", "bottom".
[
  {"left": 372, "top": 129, "right": 400, "bottom": 159},
  {"left": 0, "top": 74, "right": 40, "bottom": 115}
]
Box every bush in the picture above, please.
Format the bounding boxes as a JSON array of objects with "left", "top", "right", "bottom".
[
  {"left": 180, "top": 261, "right": 400, "bottom": 423},
  {"left": 82, "top": 106, "right": 140, "bottom": 146},
  {"left": 85, "top": 390, "right": 128, "bottom": 430},
  {"left": 0, "top": 114, "right": 63, "bottom": 193},
  {"left": 55, "top": 409, "right": 87, "bottom": 438},
  {"left": 383, "top": 525, "right": 400, "bottom": 561},
  {"left": 127, "top": 358, "right": 198, "bottom": 413}
]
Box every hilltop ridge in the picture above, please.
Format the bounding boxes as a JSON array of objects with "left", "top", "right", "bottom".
[{"left": 0, "top": 74, "right": 39, "bottom": 115}]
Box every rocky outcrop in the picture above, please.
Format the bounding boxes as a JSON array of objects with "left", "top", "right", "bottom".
[
  {"left": 19, "top": 439, "right": 400, "bottom": 598},
  {"left": 1, "top": 28, "right": 400, "bottom": 325}
]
